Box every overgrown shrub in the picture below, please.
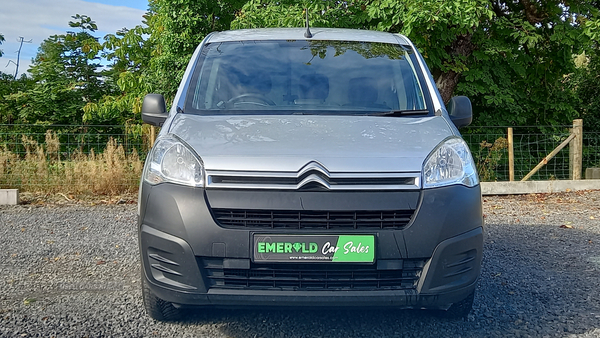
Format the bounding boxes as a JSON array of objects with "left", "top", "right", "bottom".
[{"left": 475, "top": 137, "right": 508, "bottom": 182}]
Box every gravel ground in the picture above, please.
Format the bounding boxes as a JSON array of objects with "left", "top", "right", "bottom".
[{"left": 1, "top": 190, "right": 600, "bottom": 337}]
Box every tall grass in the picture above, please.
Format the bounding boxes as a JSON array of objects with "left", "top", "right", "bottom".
[{"left": 0, "top": 131, "right": 143, "bottom": 195}]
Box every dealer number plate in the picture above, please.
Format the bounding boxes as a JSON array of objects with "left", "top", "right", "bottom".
[{"left": 253, "top": 234, "right": 375, "bottom": 263}]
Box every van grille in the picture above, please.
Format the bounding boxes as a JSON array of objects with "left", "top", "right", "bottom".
[
  {"left": 201, "top": 258, "right": 426, "bottom": 290},
  {"left": 211, "top": 209, "right": 414, "bottom": 229}
]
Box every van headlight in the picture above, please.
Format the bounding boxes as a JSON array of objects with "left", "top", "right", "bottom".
[
  {"left": 143, "top": 135, "right": 204, "bottom": 187},
  {"left": 423, "top": 137, "right": 479, "bottom": 188}
]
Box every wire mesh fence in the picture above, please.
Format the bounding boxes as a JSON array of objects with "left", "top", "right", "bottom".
[
  {"left": 0, "top": 124, "right": 150, "bottom": 159},
  {"left": 0, "top": 124, "right": 152, "bottom": 195},
  {"left": 584, "top": 131, "right": 600, "bottom": 172},
  {"left": 463, "top": 124, "right": 600, "bottom": 181},
  {"left": 0, "top": 122, "right": 599, "bottom": 195}
]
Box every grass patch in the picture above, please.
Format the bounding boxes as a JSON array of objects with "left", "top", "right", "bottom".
[{"left": 0, "top": 130, "right": 143, "bottom": 196}]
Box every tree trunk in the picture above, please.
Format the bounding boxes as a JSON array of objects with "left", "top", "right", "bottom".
[
  {"left": 434, "top": 33, "right": 476, "bottom": 103},
  {"left": 435, "top": 71, "right": 462, "bottom": 104}
]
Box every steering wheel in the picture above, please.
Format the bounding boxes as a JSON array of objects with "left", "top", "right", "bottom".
[{"left": 226, "top": 93, "right": 276, "bottom": 107}]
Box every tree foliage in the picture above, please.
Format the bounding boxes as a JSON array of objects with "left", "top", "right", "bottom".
[
  {"left": 0, "top": 72, "right": 33, "bottom": 124},
  {"left": 147, "top": 0, "right": 247, "bottom": 98},
  {"left": 233, "top": 0, "right": 600, "bottom": 126},
  {"left": 458, "top": 0, "right": 598, "bottom": 126},
  {"left": 82, "top": 17, "right": 155, "bottom": 124},
  {"left": 7, "top": 15, "right": 108, "bottom": 125},
  {"left": 0, "top": 1, "right": 599, "bottom": 133},
  {"left": 83, "top": 0, "right": 248, "bottom": 125},
  {"left": 232, "top": 0, "right": 493, "bottom": 103},
  {"left": 232, "top": 1, "right": 360, "bottom": 29},
  {"left": 572, "top": 51, "right": 600, "bottom": 131}
]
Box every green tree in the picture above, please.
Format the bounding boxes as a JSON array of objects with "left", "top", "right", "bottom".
[
  {"left": 0, "top": 72, "right": 34, "bottom": 125},
  {"left": 232, "top": 0, "right": 493, "bottom": 102},
  {"left": 456, "top": 1, "right": 597, "bottom": 126},
  {"left": 148, "top": 0, "right": 247, "bottom": 98},
  {"left": 85, "top": 0, "right": 248, "bottom": 124},
  {"left": 572, "top": 55, "right": 600, "bottom": 131},
  {"left": 83, "top": 19, "right": 155, "bottom": 124},
  {"left": 8, "top": 15, "right": 107, "bottom": 125},
  {"left": 233, "top": 1, "right": 359, "bottom": 29},
  {"left": 232, "top": 0, "right": 600, "bottom": 126}
]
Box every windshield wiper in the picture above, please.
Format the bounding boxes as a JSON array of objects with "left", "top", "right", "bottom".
[{"left": 369, "top": 109, "right": 429, "bottom": 117}]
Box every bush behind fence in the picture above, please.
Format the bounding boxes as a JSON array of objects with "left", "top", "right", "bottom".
[{"left": 1, "top": 123, "right": 599, "bottom": 195}]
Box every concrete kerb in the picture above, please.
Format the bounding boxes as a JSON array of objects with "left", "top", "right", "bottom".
[
  {"left": 481, "top": 180, "right": 600, "bottom": 195},
  {"left": 0, "top": 189, "right": 19, "bottom": 205},
  {"left": 2, "top": 181, "right": 600, "bottom": 203}
]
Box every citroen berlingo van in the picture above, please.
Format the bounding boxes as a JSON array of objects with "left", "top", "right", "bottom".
[{"left": 138, "top": 27, "right": 483, "bottom": 321}]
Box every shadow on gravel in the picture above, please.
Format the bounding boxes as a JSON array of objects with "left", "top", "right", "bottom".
[
  {"left": 169, "top": 222, "right": 600, "bottom": 338},
  {"left": 178, "top": 308, "right": 464, "bottom": 338}
]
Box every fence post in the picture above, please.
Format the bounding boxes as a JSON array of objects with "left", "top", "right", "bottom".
[
  {"left": 508, "top": 127, "right": 514, "bottom": 181},
  {"left": 150, "top": 126, "right": 156, "bottom": 149},
  {"left": 569, "top": 119, "right": 583, "bottom": 180}
]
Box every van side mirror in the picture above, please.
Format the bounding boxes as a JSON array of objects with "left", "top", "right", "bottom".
[
  {"left": 142, "top": 94, "right": 168, "bottom": 126},
  {"left": 447, "top": 96, "right": 472, "bottom": 128}
]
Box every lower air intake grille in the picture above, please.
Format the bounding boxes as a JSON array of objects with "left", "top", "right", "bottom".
[
  {"left": 201, "top": 258, "right": 426, "bottom": 290},
  {"left": 211, "top": 209, "right": 415, "bottom": 229}
]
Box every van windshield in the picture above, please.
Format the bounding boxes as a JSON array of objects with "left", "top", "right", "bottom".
[{"left": 185, "top": 40, "right": 432, "bottom": 115}]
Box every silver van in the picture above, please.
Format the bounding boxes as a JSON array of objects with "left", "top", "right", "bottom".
[{"left": 139, "top": 28, "right": 483, "bottom": 321}]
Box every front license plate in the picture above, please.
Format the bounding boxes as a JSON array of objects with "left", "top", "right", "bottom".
[{"left": 253, "top": 234, "right": 375, "bottom": 263}]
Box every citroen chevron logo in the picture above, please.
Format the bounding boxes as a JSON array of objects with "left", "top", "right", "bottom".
[
  {"left": 297, "top": 161, "right": 331, "bottom": 190},
  {"left": 297, "top": 174, "right": 331, "bottom": 189},
  {"left": 298, "top": 161, "right": 330, "bottom": 177}
]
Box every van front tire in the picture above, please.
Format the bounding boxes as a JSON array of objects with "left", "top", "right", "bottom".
[
  {"left": 142, "top": 274, "right": 183, "bottom": 321},
  {"left": 438, "top": 291, "right": 475, "bottom": 319}
]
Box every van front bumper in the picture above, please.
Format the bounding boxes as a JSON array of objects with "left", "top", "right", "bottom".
[{"left": 139, "top": 183, "right": 483, "bottom": 310}]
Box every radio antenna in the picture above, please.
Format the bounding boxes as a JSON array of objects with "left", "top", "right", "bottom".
[{"left": 304, "top": 9, "right": 313, "bottom": 38}]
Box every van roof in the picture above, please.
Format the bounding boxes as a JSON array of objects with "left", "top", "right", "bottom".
[{"left": 206, "top": 28, "right": 411, "bottom": 45}]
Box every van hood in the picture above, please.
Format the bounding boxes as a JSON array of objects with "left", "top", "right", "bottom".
[{"left": 167, "top": 114, "right": 455, "bottom": 173}]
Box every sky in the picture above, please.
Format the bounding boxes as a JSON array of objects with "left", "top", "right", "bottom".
[{"left": 0, "top": 0, "right": 148, "bottom": 77}]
